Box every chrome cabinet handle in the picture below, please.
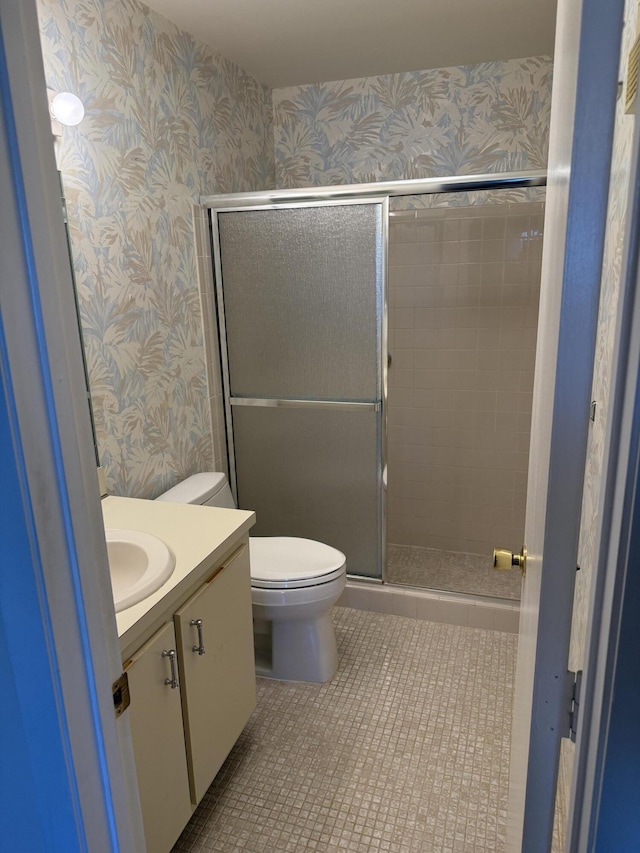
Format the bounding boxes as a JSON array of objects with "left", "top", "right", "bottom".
[
  {"left": 190, "top": 618, "right": 205, "bottom": 655},
  {"left": 162, "top": 649, "right": 179, "bottom": 688}
]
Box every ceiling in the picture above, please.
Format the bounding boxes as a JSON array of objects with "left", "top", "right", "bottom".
[{"left": 142, "top": 0, "right": 557, "bottom": 89}]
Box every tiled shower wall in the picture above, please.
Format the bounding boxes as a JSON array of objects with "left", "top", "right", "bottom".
[{"left": 387, "top": 200, "right": 544, "bottom": 557}]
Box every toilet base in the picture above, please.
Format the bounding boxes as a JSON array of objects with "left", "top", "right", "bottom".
[
  {"left": 254, "top": 611, "right": 339, "bottom": 683},
  {"left": 251, "top": 572, "right": 345, "bottom": 683}
]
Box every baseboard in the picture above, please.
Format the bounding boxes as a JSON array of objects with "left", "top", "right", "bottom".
[{"left": 336, "top": 582, "right": 520, "bottom": 633}]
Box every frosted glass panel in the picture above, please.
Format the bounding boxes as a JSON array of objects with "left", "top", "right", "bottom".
[
  {"left": 218, "top": 204, "right": 382, "bottom": 401},
  {"left": 233, "top": 406, "right": 381, "bottom": 579}
]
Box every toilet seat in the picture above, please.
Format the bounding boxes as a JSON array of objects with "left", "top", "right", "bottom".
[{"left": 249, "top": 537, "right": 346, "bottom": 589}]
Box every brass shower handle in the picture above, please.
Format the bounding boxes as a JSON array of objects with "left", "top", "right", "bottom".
[{"left": 493, "top": 546, "right": 527, "bottom": 576}]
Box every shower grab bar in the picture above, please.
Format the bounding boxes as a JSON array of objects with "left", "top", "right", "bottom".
[{"left": 229, "top": 397, "right": 381, "bottom": 412}]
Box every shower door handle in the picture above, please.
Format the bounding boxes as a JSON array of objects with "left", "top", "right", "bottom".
[{"left": 493, "top": 546, "right": 527, "bottom": 576}]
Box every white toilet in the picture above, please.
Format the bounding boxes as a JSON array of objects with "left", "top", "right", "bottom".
[{"left": 156, "top": 472, "right": 346, "bottom": 683}]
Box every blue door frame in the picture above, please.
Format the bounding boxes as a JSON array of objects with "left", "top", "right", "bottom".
[
  {"left": 0, "top": 15, "right": 119, "bottom": 848},
  {"left": 0, "top": 342, "right": 87, "bottom": 852},
  {"left": 0, "top": 2, "right": 138, "bottom": 847}
]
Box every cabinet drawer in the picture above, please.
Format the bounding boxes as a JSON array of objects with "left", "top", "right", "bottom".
[
  {"left": 174, "top": 544, "right": 256, "bottom": 804},
  {"left": 125, "top": 621, "right": 193, "bottom": 853}
]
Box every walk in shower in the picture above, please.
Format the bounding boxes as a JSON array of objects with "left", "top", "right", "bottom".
[{"left": 204, "top": 172, "right": 545, "bottom": 601}]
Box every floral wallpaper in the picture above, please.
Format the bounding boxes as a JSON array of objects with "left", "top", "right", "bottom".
[
  {"left": 273, "top": 56, "right": 552, "bottom": 189},
  {"left": 37, "top": 0, "right": 274, "bottom": 498},
  {"left": 389, "top": 186, "right": 546, "bottom": 212}
]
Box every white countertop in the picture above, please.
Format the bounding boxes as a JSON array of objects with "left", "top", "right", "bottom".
[{"left": 102, "top": 496, "right": 255, "bottom": 657}]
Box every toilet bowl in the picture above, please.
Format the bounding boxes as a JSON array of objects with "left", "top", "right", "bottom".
[{"left": 156, "top": 473, "right": 346, "bottom": 683}]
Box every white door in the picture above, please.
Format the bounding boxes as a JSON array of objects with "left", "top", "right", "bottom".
[{"left": 507, "top": 1, "right": 625, "bottom": 850}]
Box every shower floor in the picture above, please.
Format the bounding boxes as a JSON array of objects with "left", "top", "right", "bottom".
[
  {"left": 386, "top": 544, "right": 522, "bottom": 601},
  {"left": 172, "top": 607, "right": 516, "bottom": 852}
]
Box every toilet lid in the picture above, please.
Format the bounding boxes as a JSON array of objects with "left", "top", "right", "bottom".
[{"left": 249, "top": 537, "right": 346, "bottom": 589}]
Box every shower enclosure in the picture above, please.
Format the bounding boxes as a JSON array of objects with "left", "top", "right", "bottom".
[{"left": 205, "top": 171, "right": 546, "bottom": 599}]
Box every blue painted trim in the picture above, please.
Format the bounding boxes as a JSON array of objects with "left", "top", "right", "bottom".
[
  {"left": 594, "top": 323, "right": 640, "bottom": 850},
  {"left": 0, "top": 320, "right": 82, "bottom": 851},
  {"left": 0, "top": 22, "right": 119, "bottom": 851}
]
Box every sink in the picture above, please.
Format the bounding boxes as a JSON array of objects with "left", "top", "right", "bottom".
[{"left": 105, "top": 528, "right": 176, "bottom": 612}]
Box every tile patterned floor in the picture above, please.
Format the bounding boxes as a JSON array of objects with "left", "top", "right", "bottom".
[
  {"left": 173, "top": 608, "right": 517, "bottom": 853},
  {"left": 387, "top": 544, "right": 522, "bottom": 601}
]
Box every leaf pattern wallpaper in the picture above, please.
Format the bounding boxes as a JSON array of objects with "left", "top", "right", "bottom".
[
  {"left": 37, "top": 0, "right": 553, "bottom": 500},
  {"left": 37, "top": 0, "right": 275, "bottom": 498},
  {"left": 272, "top": 57, "right": 553, "bottom": 190}
]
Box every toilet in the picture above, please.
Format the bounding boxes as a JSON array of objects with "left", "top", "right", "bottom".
[{"left": 156, "top": 472, "right": 346, "bottom": 683}]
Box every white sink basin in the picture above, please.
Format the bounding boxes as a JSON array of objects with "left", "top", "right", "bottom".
[{"left": 105, "top": 528, "right": 176, "bottom": 612}]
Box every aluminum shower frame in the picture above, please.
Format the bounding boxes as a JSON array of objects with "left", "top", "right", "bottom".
[{"left": 203, "top": 170, "right": 547, "bottom": 583}]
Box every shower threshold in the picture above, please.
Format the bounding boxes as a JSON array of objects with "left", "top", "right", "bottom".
[{"left": 386, "top": 543, "right": 522, "bottom": 601}]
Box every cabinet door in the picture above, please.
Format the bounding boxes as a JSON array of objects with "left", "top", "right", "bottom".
[
  {"left": 174, "top": 544, "right": 256, "bottom": 804},
  {"left": 126, "top": 621, "right": 193, "bottom": 853}
]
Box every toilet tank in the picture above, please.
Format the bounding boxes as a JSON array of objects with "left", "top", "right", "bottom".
[{"left": 155, "top": 472, "right": 236, "bottom": 509}]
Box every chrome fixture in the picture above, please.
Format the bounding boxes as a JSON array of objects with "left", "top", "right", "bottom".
[
  {"left": 162, "top": 648, "right": 179, "bottom": 688},
  {"left": 190, "top": 618, "right": 206, "bottom": 655}
]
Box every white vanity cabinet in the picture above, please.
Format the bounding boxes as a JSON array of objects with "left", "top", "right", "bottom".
[
  {"left": 106, "top": 496, "right": 257, "bottom": 853},
  {"left": 174, "top": 543, "right": 256, "bottom": 804},
  {"left": 125, "top": 620, "right": 193, "bottom": 853}
]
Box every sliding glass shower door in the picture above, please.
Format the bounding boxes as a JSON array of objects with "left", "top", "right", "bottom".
[{"left": 213, "top": 200, "right": 386, "bottom": 579}]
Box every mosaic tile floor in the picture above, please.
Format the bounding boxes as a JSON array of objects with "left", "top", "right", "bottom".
[
  {"left": 173, "top": 607, "right": 517, "bottom": 853},
  {"left": 387, "top": 544, "right": 522, "bottom": 601}
]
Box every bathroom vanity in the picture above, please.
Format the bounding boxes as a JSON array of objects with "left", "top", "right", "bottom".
[{"left": 102, "top": 497, "right": 256, "bottom": 853}]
